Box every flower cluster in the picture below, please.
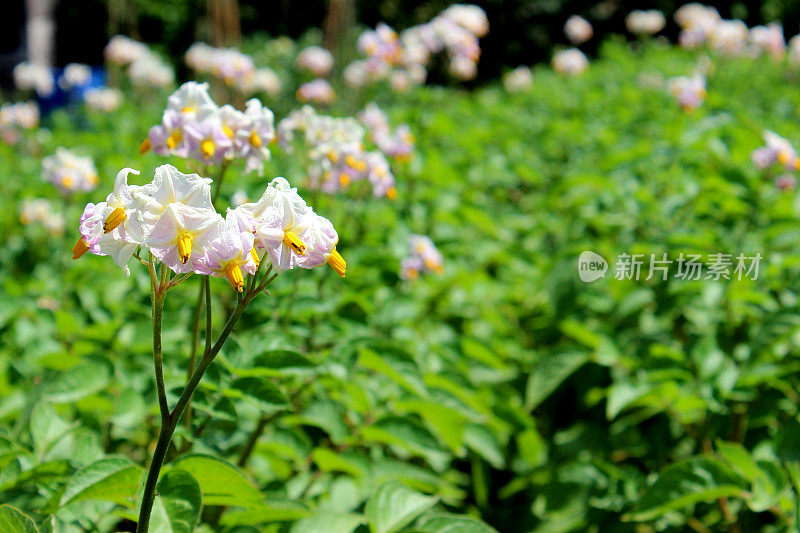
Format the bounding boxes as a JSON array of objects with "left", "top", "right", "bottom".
[
  {"left": 625, "top": 10, "right": 666, "bottom": 36},
  {"left": 242, "top": 68, "right": 282, "bottom": 97},
  {"left": 776, "top": 174, "right": 797, "bottom": 193},
  {"left": 357, "top": 103, "right": 415, "bottom": 161},
  {"left": 83, "top": 87, "right": 122, "bottom": 113},
  {"left": 0, "top": 101, "right": 39, "bottom": 132},
  {"left": 752, "top": 131, "right": 798, "bottom": 171},
  {"left": 20, "top": 199, "right": 64, "bottom": 236},
  {"left": 296, "top": 46, "right": 334, "bottom": 77},
  {"left": 105, "top": 35, "right": 149, "bottom": 65},
  {"left": 185, "top": 42, "right": 263, "bottom": 91},
  {"left": 552, "top": 48, "right": 589, "bottom": 76},
  {"left": 73, "top": 166, "right": 345, "bottom": 285},
  {"left": 667, "top": 73, "right": 706, "bottom": 111},
  {"left": 564, "top": 15, "right": 593, "bottom": 45},
  {"left": 59, "top": 63, "right": 92, "bottom": 90},
  {"left": 42, "top": 148, "right": 99, "bottom": 196},
  {"left": 297, "top": 79, "right": 336, "bottom": 105},
  {"left": 750, "top": 23, "right": 785, "bottom": 59},
  {"left": 346, "top": 4, "right": 488, "bottom": 90},
  {"left": 278, "top": 106, "right": 397, "bottom": 198},
  {"left": 503, "top": 66, "right": 534, "bottom": 93},
  {"left": 401, "top": 235, "right": 444, "bottom": 280},
  {"left": 141, "top": 82, "right": 275, "bottom": 173},
  {"left": 674, "top": 4, "right": 789, "bottom": 59},
  {"left": 675, "top": 4, "right": 721, "bottom": 49},
  {"left": 105, "top": 35, "right": 175, "bottom": 88},
  {"left": 13, "top": 62, "right": 54, "bottom": 97}
]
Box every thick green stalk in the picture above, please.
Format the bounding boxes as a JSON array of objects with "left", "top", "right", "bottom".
[{"left": 136, "top": 418, "right": 173, "bottom": 532}]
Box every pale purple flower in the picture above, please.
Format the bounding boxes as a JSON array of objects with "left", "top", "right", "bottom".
[
  {"left": 146, "top": 202, "right": 223, "bottom": 274},
  {"left": 185, "top": 116, "right": 234, "bottom": 164}
]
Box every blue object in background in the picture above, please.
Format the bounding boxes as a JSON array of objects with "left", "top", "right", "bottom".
[{"left": 37, "top": 66, "right": 106, "bottom": 115}]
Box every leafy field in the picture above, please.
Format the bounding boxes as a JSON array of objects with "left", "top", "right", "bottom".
[{"left": 4, "top": 38, "right": 800, "bottom": 532}]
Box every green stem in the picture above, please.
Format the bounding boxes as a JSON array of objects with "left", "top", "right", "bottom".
[
  {"left": 204, "top": 276, "right": 212, "bottom": 354},
  {"left": 172, "top": 299, "right": 247, "bottom": 422},
  {"left": 137, "top": 298, "right": 247, "bottom": 533},
  {"left": 151, "top": 292, "right": 169, "bottom": 420},
  {"left": 211, "top": 162, "right": 230, "bottom": 207},
  {"left": 182, "top": 280, "right": 205, "bottom": 431},
  {"left": 136, "top": 419, "right": 173, "bottom": 533},
  {"left": 237, "top": 413, "right": 275, "bottom": 467}
]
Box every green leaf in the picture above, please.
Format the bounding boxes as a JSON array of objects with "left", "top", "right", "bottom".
[
  {"left": 414, "top": 514, "right": 498, "bottom": 533},
  {"left": 776, "top": 419, "right": 800, "bottom": 463},
  {"left": 289, "top": 511, "right": 365, "bottom": 533},
  {"left": 525, "top": 351, "right": 588, "bottom": 410},
  {"left": 60, "top": 457, "right": 143, "bottom": 508},
  {"left": 358, "top": 347, "right": 427, "bottom": 397},
  {"left": 254, "top": 350, "right": 316, "bottom": 370},
  {"left": 627, "top": 457, "right": 747, "bottom": 521},
  {"left": 148, "top": 470, "right": 202, "bottom": 533},
  {"left": 170, "top": 454, "right": 263, "bottom": 508},
  {"left": 463, "top": 424, "right": 505, "bottom": 469},
  {"left": 311, "top": 448, "right": 369, "bottom": 478},
  {"left": 225, "top": 377, "right": 287, "bottom": 411},
  {"left": 365, "top": 482, "right": 438, "bottom": 533},
  {"left": 30, "top": 402, "right": 72, "bottom": 457},
  {"left": 43, "top": 361, "right": 110, "bottom": 403},
  {"left": 0, "top": 505, "right": 38, "bottom": 533},
  {"left": 394, "top": 400, "right": 467, "bottom": 454},
  {"left": 218, "top": 502, "right": 310, "bottom": 526}
]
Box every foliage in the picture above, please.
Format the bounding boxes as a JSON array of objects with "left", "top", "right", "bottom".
[{"left": 3, "top": 38, "right": 800, "bottom": 531}]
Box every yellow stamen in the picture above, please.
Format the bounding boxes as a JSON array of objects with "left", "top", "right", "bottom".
[
  {"left": 339, "top": 174, "right": 351, "bottom": 186},
  {"left": 72, "top": 237, "right": 89, "bottom": 260},
  {"left": 251, "top": 247, "right": 260, "bottom": 266},
  {"left": 424, "top": 259, "right": 444, "bottom": 274},
  {"left": 406, "top": 268, "right": 418, "bottom": 280},
  {"left": 103, "top": 207, "right": 126, "bottom": 234},
  {"left": 177, "top": 233, "right": 192, "bottom": 264},
  {"left": 201, "top": 140, "right": 215, "bottom": 159},
  {"left": 223, "top": 125, "right": 234, "bottom": 138},
  {"left": 249, "top": 131, "right": 262, "bottom": 147},
  {"left": 225, "top": 262, "right": 244, "bottom": 292},
  {"left": 386, "top": 186, "right": 398, "bottom": 200},
  {"left": 181, "top": 106, "right": 195, "bottom": 114},
  {"left": 327, "top": 248, "right": 346, "bottom": 277},
  {"left": 282, "top": 231, "right": 307, "bottom": 256},
  {"left": 167, "top": 130, "right": 182, "bottom": 150},
  {"left": 345, "top": 155, "right": 367, "bottom": 172},
  {"left": 61, "top": 175, "right": 74, "bottom": 188},
  {"left": 328, "top": 151, "right": 339, "bottom": 163},
  {"left": 139, "top": 138, "right": 151, "bottom": 154}
]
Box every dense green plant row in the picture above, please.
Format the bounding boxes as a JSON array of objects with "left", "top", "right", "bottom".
[{"left": 3, "top": 39, "right": 800, "bottom": 531}]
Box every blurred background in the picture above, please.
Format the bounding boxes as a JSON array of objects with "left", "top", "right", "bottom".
[{"left": 4, "top": 0, "right": 800, "bottom": 87}]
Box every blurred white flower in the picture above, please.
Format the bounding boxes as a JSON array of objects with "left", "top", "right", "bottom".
[
  {"left": 13, "top": 62, "right": 54, "bottom": 96},
  {"left": 60, "top": 63, "right": 92, "bottom": 90},
  {"left": 297, "top": 79, "right": 335, "bottom": 105},
  {"left": 503, "top": 66, "right": 534, "bottom": 93},
  {"left": 564, "top": 15, "right": 593, "bottom": 45},
  {"left": 105, "top": 35, "right": 148, "bottom": 65},
  {"left": 296, "top": 46, "right": 334, "bottom": 77},
  {"left": 84, "top": 87, "right": 122, "bottom": 112},
  {"left": 626, "top": 10, "right": 666, "bottom": 35},
  {"left": 552, "top": 48, "right": 588, "bottom": 76}
]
